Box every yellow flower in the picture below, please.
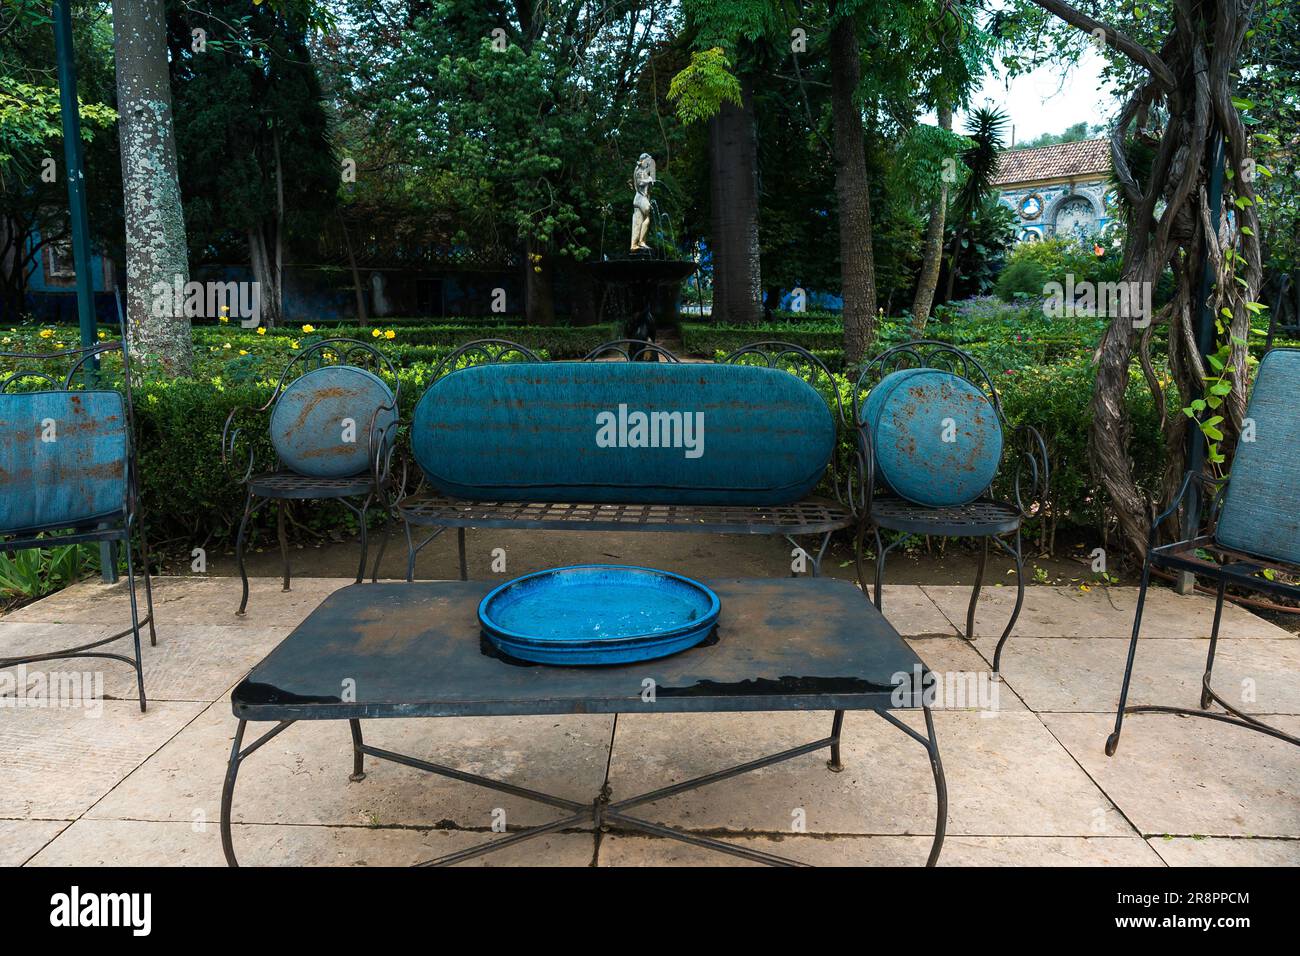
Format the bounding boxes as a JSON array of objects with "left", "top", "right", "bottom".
[
  {"left": 239, "top": 349, "right": 249, "bottom": 356},
  {"left": 372, "top": 328, "right": 382, "bottom": 338},
  {"left": 223, "top": 343, "right": 232, "bottom": 350},
  {"left": 384, "top": 330, "right": 395, "bottom": 340},
  {"left": 302, "top": 324, "right": 316, "bottom": 334},
  {"left": 256, "top": 327, "right": 267, "bottom": 335},
  {"left": 290, "top": 340, "right": 300, "bottom": 349},
  {"left": 39, "top": 329, "right": 53, "bottom": 339},
  {"left": 219, "top": 314, "right": 229, "bottom": 323}
]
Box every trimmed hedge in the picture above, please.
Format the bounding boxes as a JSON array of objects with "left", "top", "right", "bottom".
[{"left": 194, "top": 322, "right": 618, "bottom": 358}]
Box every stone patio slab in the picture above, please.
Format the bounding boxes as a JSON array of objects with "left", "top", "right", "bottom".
[
  {"left": 0, "top": 700, "right": 204, "bottom": 819},
  {"left": 878, "top": 585, "right": 959, "bottom": 637},
  {"left": 604, "top": 710, "right": 1130, "bottom": 837},
  {"left": 3, "top": 576, "right": 351, "bottom": 629},
  {"left": 2, "top": 623, "right": 293, "bottom": 704},
  {"left": 27, "top": 818, "right": 594, "bottom": 867},
  {"left": 1147, "top": 836, "right": 1300, "bottom": 866},
  {"left": 86, "top": 699, "right": 614, "bottom": 831},
  {"left": 0, "top": 820, "right": 69, "bottom": 866},
  {"left": 921, "top": 584, "right": 1293, "bottom": 640},
  {"left": 597, "top": 833, "right": 1162, "bottom": 866},
  {"left": 1041, "top": 713, "right": 1300, "bottom": 838},
  {"left": 981, "top": 637, "right": 1300, "bottom": 714}
]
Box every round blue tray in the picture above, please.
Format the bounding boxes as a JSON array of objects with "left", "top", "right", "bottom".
[{"left": 478, "top": 565, "right": 720, "bottom": 666}]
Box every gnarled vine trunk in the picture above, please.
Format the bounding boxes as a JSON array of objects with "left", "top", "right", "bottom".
[{"left": 1033, "top": 0, "right": 1262, "bottom": 562}]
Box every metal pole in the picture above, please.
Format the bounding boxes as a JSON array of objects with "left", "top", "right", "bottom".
[
  {"left": 1177, "top": 130, "right": 1225, "bottom": 595},
  {"left": 53, "top": 0, "right": 116, "bottom": 582}
]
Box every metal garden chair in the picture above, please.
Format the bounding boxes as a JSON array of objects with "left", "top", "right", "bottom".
[
  {"left": 854, "top": 340, "right": 1048, "bottom": 673},
  {"left": 0, "top": 341, "right": 156, "bottom": 710},
  {"left": 222, "top": 338, "right": 399, "bottom": 615},
  {"left": 1106, "top": 347, "right": 1300, "bottom": 754}
]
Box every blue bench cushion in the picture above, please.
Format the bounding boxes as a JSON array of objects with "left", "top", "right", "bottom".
[
  {"left": 0, "top": 390, "right": 128, "bottom": 534},
  {"left": 1215, "top": 348, "right": 1300, "bottom": 565},
  {"left": 862, "top": 368, "right": 1002, "bottom": 507},
  {"left": 411, "top": 361, "right": 836, "bottom": 504},
  {"left": 269, "top": 366, "right": 397, "bottom": 479}
]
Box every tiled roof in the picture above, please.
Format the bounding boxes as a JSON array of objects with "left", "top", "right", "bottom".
[{"left": 992, "top": 138, "right": 1111, "bottom": 186}]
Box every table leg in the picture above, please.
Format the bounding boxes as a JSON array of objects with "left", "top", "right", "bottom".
[
  {"left": 349, "top": 719, "right": 366, "bottom": 781},
  {"left": 827, "top": 709, "right": 845, "bottom": 772},
  {"left": 221, "top": 719, "right": 296, "bottom": 867},
  {"left": 877, "top": 706, "right": 947, "bottom": 867}
]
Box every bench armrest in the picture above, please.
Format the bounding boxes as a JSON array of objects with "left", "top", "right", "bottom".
[
  {"left": 1151, "top": 470, "right": 1229, "bottom": 551},
  {"left": 221, "top": 403, "right": 269, "bottom": 484}
]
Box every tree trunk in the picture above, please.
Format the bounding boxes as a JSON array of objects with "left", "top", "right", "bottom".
[
  {"left": 830, "top": 11, "right": 877, "bottom": 366},
  {"left": 339, "top": 213, "right": 368, "bottom": 322},
  {"left": 248, "top": 227, "right": 282, "bottom": 328},
  {"left": 113, "top": 0, "right": 191, "bottom": 373},
  {"left": 708, "top": 77, "right": 762, "bottom": 325},
  {"left": 524, "top": 237, "right": 555, "bottom": 325},
  {"left": 911, "top": 101, "right": 951, "bottom": 333}
]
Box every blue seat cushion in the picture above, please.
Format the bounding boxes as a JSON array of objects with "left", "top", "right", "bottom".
[
  {"left": 410, "top": 361, "right": 835, "bottom": 504},
  {"left": 1215, "top": 348, "right": 1300, "bottom": 566},
  {"left": 269, "top": 366, "right": 397, "bottom": 479},
  {"left": 861, "top": 368, "right": 1003, "bottom": 507},
  {"left": 0, "top": 390, "right": 128, "bottom": 534}
]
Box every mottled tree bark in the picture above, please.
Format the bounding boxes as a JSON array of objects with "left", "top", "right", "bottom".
[
  {"left": 830, "top": 10, "right": 877, "bottom": 367},
  {"left": 911, "top": 101, "right": 952, "bottom": 333},
  {"left": 708, "top": 77, "right": 761, "bottom": 325},
  {"left": 114, "top": 0, "right": 190, "bottom": 373}
]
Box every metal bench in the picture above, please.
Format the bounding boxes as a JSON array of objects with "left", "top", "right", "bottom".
[{"left": 394, "top": 339, "right": 859, "bottom": 580}]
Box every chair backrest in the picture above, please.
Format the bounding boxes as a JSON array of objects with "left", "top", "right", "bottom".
[
  {"left": 269, "top": 364, "right": 398, "bottom": 478},
  {"left": 856, "top": 342, "right": 1004, "bottom": 507},
  {"left": 0, "top": 346, "right": 132, "bottom": 535},
  {"left": 410, "top": 359, "right": 835, "bottom": 505},
  {"left": 1214, "top": 348, "right": 1300, "bottom": 565}
]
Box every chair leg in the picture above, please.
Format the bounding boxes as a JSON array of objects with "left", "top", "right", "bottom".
[
  {"left": 349, "top": 719, "right": 366, "bottom": 781},
  {"left": 277, "top": 500, "right": 291, "bottom": 593},
  {"left": 371, "top": 501, "right": 392, "bottom": 584},
  {"left": 1106, "top": 560, "right": 1152, "bottom": 757},
  {"left": 873, "top": 526, "right": 886, "bottom": 610},
  {"left": 235, "top": 489, "right": 257, "bottom": 616},
  {"left": 404, "top": 519, "right": 417, "bottom": 583},
  {"left": 457, "top": 526, "right": 468, "bottom": 582},
  {"left": 355, "top": 496, "right": 372, "bottom": 584},
  {"left": 827, "top": 709, "right": 845, "bottom": 772},
  {"left": 1200, "top": 577, "right": 1227, "bottom": 710},
  {"left": 991, "top": 529, "right": 1025, "bottom": 675},
  {"left": 135, "top": 522, "right": 158, "bottom": 647},
  {"left": 966, "top": 537, "right": 987, "bottom": 642},
  {"left": 123, "top": 532, "right": 147, "bottom": 713}
]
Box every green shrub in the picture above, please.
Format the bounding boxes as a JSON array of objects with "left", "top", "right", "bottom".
[{"left": 994, "top": 259, "right": 1050, "bottom": 302}]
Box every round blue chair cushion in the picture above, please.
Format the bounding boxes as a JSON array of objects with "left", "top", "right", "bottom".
[
  {"left": 269, "top": 366, "right": 397, "bottom": 478},
  {"left": 862, "top": 367, "right": 1002, "bottom": 507}
]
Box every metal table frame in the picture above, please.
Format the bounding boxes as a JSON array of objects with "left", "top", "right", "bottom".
[
  {"left": 222, "top": 706, "right": 945, "bottom": 868},
  {"left": 219, "top": 580, "right": 947, "bottom": 867}
]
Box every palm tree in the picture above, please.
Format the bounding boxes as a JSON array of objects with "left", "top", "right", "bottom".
[{"left": 942, "top": 106, "right": 1008, "bottom": 302}]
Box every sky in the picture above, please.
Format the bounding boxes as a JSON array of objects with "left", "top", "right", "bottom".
[{"left": 951, "top": 47, "right": 1120, "bottom": 146}]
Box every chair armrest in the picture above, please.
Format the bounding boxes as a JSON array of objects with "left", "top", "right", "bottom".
[
  {"left": 1010, "top": 424, "right": 1050, "bottom": 520},
  {"left": 851, "top": 420, "right": 876, "bottom": 520},
  {"left": 221, "top": 404, "right": 265, "bottom": 484},
  {"left": 367, "top": 400, "right": 403, "bottom": 499}
]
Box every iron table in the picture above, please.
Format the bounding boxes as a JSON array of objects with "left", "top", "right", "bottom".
[{"left": 223, "top": 577, "right": 947, "bottom": 867}]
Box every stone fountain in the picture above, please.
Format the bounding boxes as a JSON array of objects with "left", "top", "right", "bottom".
[{"left": 587, "top": 153, "right": 696, "bottom": 360}]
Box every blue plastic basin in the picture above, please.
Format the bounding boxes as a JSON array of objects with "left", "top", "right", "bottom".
[{"left": 478, "top": 565, "right": 720, "bottom": 665}]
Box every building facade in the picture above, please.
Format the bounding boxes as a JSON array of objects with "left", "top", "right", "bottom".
[{"left": 992, "top": 138, "right": 1116, "bottom": 244}]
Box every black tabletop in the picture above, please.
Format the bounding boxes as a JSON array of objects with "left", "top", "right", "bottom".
[{"left": 231, "top": 578, "right": 927, "bottom": 721}]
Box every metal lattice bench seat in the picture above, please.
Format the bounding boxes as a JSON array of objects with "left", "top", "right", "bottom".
[{"left": 394, "top": 340, "right": 861, "bottom": 580}]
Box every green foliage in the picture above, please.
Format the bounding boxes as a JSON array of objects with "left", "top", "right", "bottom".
[
  {"left": 0, "top": 540, "right": 99, "bottom": 600},
  {"left": 1016, "top": 122, "right": 1104, "bottom": 150},
  {"left": 668, "top": 48, "right": 742, "bottom": 125},
  {"left": 995, "top": 258, "right": 1050, "bottom": 301}
]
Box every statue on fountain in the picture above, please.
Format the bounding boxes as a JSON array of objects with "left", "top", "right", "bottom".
[{"left": 629, "top": 153, "right": 655, "bottom": 254}]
